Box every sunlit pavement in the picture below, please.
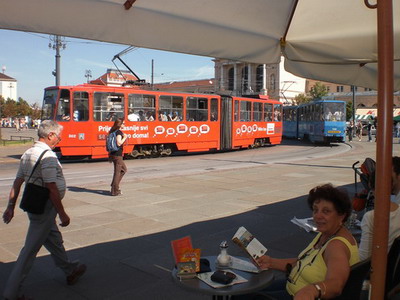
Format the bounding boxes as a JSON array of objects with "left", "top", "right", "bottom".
[{"left": 0, "top": 129, "right": 398, "bottom": 299}]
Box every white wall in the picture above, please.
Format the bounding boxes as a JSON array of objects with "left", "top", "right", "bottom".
[
  {"left": 0, "top": 80, "right": 17, "bottom": 100},
  {"left": 279, "top": 57, "right": 306, "bottom": 105}
]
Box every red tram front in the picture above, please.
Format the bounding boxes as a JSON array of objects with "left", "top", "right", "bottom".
[{"left": 41, "top": 84, "right": 282, "bottom": 159}]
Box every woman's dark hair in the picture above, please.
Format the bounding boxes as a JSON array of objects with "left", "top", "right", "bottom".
[
  {"left": 109, "top": 118, "right": 124, "bottom": 133},
  {"left": 307, "top": 183, "right": 352, "bottom": 222}
]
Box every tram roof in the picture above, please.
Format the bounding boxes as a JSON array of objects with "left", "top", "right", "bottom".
[{"left": 45, "top": 84, "right": 281, "bottom": 102}]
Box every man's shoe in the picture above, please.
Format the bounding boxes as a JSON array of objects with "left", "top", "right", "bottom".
[{"left": 67, "top": 264, "right": 87, "bottom": 285}]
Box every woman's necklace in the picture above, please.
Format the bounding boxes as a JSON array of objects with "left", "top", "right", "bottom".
[{"left": 315, "top": 225, "right": 342, "bottom": 249}]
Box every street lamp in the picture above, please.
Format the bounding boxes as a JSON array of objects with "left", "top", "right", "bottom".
[
  {"left": 8, "top": 83, "right": 14, "bottom": 100},
  {"left": 85, "top": 70, "right": 92, "bottom": 83},
  {"left": 49, "top": 35, "right": 66, "bottom": 86}
]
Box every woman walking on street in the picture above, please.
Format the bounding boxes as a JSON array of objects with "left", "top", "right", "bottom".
[
  {"left": 348, "top": 120, "right": 354, "bottom": 142},
  {"left": 108, "top": 118, "right": 128, "bottom": 196},
  {"left": 356, "top": 120, "right": 363, "bottom": 141}
]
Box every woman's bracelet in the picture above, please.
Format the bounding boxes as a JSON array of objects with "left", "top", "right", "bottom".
[
  {"left": 8, "top": 202, "right": 16, "bottom": 207},
  {"left": 314, "top": 284, "right": 322, "bottom": 299},
  {"left": 321, "top": 282, "right": 327, "bottom": 296}
]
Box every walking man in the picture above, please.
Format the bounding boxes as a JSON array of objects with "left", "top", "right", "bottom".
[{"left": 2, "top": 120, "right": 86, "bottom": 300}]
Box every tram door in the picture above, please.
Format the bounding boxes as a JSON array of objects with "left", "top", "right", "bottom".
[{"left": 220, "top": 96, "right": 233, "bottom": 150}]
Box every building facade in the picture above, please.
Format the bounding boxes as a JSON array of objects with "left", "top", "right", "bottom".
[
  {"left": 0, "top": 72, "right": 17, "bottom": 100},
  {"left": 306, "top": 79, "right": 400, "bottom": 108},
  {"left": 150, "top": 58, "right": 306, "bottom": 104},
  {"left": 213, "top": 59, "right": 280, "bottom": 100}
]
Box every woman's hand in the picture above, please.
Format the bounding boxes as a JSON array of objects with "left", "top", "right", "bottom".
[
  {"left": 294, "top": 285, "right": 318, "bottom": 300},
  {"left": 255, "top": 255, "right": 273, "bottom": 270}
]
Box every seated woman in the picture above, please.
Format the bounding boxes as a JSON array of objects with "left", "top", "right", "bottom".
[
  {"left": 256, "top": 184, "right": 359, "bottom": 299},
  {"left": 359, "top": 171, "right": 400, "bottom": 260}
]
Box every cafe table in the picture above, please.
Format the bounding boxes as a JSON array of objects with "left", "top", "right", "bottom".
[{"left": 171, "top": 255, "right": 275, "bottom": 300}]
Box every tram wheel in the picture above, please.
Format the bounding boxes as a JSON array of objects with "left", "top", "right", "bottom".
[
  {"left": 131, "top": 149, "right": 140, "bottom": 158},
  {"left": 161, "top": 148, "right": 172, "bottom": 156}
]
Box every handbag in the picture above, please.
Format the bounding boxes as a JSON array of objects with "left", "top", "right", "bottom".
[{"left": 19, "top": 150, "right": 50, "bottom": 214}]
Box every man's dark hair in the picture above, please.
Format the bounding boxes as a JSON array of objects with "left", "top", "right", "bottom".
[
  {"left": 307, "top": 183, "right": 352, "bottom": 222},
  {"left": 393, "top": 157, "right": 400, "bottom": 176}
]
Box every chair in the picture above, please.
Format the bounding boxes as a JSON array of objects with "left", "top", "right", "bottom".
[
  {"left": 333, "top": 259, "right": 371, "bottom": 300},
  {"left": 386, "top": 236, "right": 400, "bottom": 300}
]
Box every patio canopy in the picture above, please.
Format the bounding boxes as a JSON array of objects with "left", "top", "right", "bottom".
[
  {"left": 0, "top": 0, "right": 399, "bottom": 91},
  {"left": 0, "top": 1, "right": 398, "bottom": 298}
]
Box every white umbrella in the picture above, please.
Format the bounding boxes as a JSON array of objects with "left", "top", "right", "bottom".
[
  {"left": 0, "top": 0, "right": 398, "bottom": 90},
  {"left": 0, "top": 0, "right": 397, "bottom": 297}
]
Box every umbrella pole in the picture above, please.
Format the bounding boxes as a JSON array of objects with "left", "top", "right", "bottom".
[{"left": 370, "top": 0, "right": 394, "bottom": 298}]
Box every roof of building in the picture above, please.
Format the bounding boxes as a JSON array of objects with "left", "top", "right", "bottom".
[
  {"left": 90, "top": 69, "right": 138, "bottom": 85},
  {"left": 153, "top": 79, "right": 214, "bottom": 88},
  {"left": 0, "top": 73, "right": 17, "bottom": 81}
]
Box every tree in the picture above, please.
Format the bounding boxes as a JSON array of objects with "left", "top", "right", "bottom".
[
  {"left": 346, "top": 101, "right": 353, "bottom": 121},
  {"left": 0, "top": 95, "right": 5, "bottom": 118},
  {"left": 17, "top": 97, "right": 32, "bottom": 117},
  {"left": 294, "top": 93, "right": 312, "bottom": 105},
  {"left": 309, "top": 82, "right": 328, "bottom": 100},
  {"left": 3, "top": 98, "right": 18, "bottom": 117}
]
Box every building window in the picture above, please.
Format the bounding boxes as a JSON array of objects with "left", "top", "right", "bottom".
[
  {"left": 336, "top": 86, "right": 344, "bottom": 92},
  {"left": 241, "top": 66, "right": 248, "bottom": 93},
  {"left": 228, "top": 67, "right": 234, "bottom": 91},
  {"left": 256, "top": 65, "right": 263, "bottom": 92}
]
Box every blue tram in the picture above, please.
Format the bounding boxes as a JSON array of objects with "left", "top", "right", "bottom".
[{"left": 283, "top": 100, "right": 346, "bottom": 143}]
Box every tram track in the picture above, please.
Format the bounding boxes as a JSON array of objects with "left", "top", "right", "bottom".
[{"left": 0, "top": 140, "right": 351, "bottom": 196}]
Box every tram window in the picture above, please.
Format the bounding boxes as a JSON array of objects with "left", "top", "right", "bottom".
[
  {"left": 210, "top": 98, "right": 218, "bottom": 121},
  {"left": 128, "top": 94, "right": 156, "bottom": 121},
  {"left": 159, "top": 95, "right": 183, "bottom": 121},
  {"left": 263, "top": 103, "right": 273, "bottom": 121},
  {"left": 310, "top": 105, "right": 315, "bottom": 121},
  {"left": 42, "top": 89, "right": 58, "bottom": 120},
  {"left": 253, "top": 102, "right": 262, "bottom": 121},
  {"left": 315, "top": 104, "right": 322, "bottom": 121},
  {"left": 306, "top": 106, "right": 311, "bottom": 121},
  {"left": 292, "top": 108, "right": 297, "bottom": 121},
  {"left": 93, "top": 92, "right": 124, "bottom": 122},
  {"left": 283, "top": 108, "right": 290, "bottom": 121},
  {"left": 234, "top": 100, "right": 239, "bottom": 122},
  {"left": 186, "top": 97, "right": 208, "bottom": 121},
  {"left": 56, "top": 89, "right": 71, "bottom": 121},
  {"left": 299, "top": 107, "right": 305, "bottom": 121},
  {"left": 73, "top": 92, "right": 89, "bottom": 121},
  {"left": 240, "top": 101, "right": 251, "bottom": 122},
  {"left": 273, "top": 104, "right": 282, "bottom": 121},
  {"left": 325, "top": 102, "right": 345, "bottom": 121}
]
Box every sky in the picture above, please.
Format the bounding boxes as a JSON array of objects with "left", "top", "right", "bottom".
[{"left": 0, "top": 29, "right": 215, "bottom": 104}]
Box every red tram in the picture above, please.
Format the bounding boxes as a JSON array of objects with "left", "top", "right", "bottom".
[{"left": 41, "top": 83, "right": 282, "bottom": 159}]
